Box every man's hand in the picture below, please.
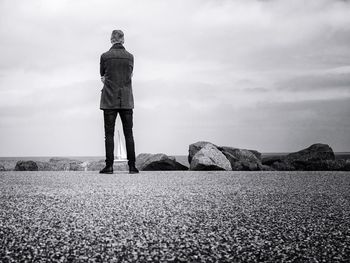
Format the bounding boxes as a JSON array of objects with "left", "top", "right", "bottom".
[{"left": 101, "top": 76, "right": 105, "bottom": 84}]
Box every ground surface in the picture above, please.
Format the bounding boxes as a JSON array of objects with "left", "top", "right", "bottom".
[{"left": 0, "top": 171, "right": 349, "bottom": 262}]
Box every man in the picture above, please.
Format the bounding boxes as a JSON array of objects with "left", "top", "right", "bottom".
[{"left": 99, "top": 30, "right": 139, "bottom": 174}]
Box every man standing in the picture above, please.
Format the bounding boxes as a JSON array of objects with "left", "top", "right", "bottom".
[{"left": 99, "top": 30, "right": 139, "bottom": 174}]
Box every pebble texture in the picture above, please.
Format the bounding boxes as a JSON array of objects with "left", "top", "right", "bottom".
[{"left": 0, "top": 171, "right": 349, "bottom": 262}]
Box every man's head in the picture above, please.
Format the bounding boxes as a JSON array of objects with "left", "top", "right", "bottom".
[{"left": 111, "top": 30, "right": 124, "bottom": 45}]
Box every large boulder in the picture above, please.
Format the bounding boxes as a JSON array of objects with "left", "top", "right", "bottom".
[
  {"left": 190, "top": 144, "right": 231, "bottom": 171},
  {"left": 136, "top": 153, "right": 188, "bottom": 171},
  {"left": 218, "top": 146, "right": 262, "bottom": 171},
  {"left": 285, "top": 143, "right": 335, "bottom": 163},
  {"left": 188, "top": 141, "right": 218, "bottom": 164},
  {"left": 15, "top": 161, "right": 39, "bottom": 171},
  {"left": 284, "top": 143, "right": 335, "bottom": 170}
]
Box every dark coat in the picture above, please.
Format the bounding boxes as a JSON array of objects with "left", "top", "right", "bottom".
[{"left": 100, "top": 43, "right": 134, "bottom": 109}]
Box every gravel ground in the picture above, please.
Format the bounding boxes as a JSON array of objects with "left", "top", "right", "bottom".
[{"left": 0, "top": 171, "right": 349, "bottom": 262}]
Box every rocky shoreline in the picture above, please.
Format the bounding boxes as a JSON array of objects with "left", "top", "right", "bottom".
[{"left": 1, "top": 142, "right": 349, "bottom": 172}]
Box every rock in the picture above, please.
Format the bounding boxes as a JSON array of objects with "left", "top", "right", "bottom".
[
  {"left": 136, "top": 153, "right": 188, "bottom": 171},
  {"left": 345, "top": 160, "right": 350, "bottom": 171},
  {"left": 0, "top": 160, "right": 17, "bottom": 171},
  {"left": 258, "top": 164, "right": 275, "bottom": 171},
  {"left": 31, "top": 158, "right": 85, "bottom": 171},
  {"left": 190, "top": 144, "right": 231, "bottom": 171},
  {"left": 188, "top": 141, "right": 218, "bottom": 164},
  {"left": 301, "top": 159, "right": 350, "bottom": 171},
  {"left": 49, "top": 157, "right": 76, "bottom": 163},
  {"left": 49, "top": 158, "right": 84, "bottom": 171},
  {"left": 113, "top": 162, "right": 129, "bottom": 171},
  {"left": 174, "top": 155, "right": 190, "bottom": 167},
  {"left": 218, "top": 146, "right": 262, "bottom": 171},
  {"left": 36, "top": 161, "right": 54, "bottom": 171},
  {"left": 265, "top": 144, "right": 336, "bottom": 171},
  {"left": 271, "top": 161, "right": 296, "bottom": 171},
  {"left": 80, "top": 161, "right": 89, "bottom": 171},
  {"left": 15, "top": 161, "right": 39, "bottom": 171},
  {"left": 87, "top": 160, "right": 106, "bottom": 171},
  {"left": 285, "top": 144, "right": 335, "bottom": 169},
  {"left": 69, "top": 161, "right": 85, "bottom": 171},
  {"left": 248, "top": 150, "right": 262, "bottom": 161},
  {"left": 85, "top": 160, "right": 128, "bottom": 171},
  {"left": 262, "top": 155, "right": 286, "bottom": 166},
  {"left": 0, "top": 164, "right": 5, "bottom": 171}
]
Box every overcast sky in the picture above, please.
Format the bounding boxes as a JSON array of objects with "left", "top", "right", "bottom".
[{"left": 0, "top": 0, "right": 350, "bottom": 156}]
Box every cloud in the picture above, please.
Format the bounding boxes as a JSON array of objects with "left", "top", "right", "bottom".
[
  {"left": 275, "top": 72, "right": 350, "bottom": 92},
  {"left": 0, "top": 0, "right": 350, "bottom": 155}
]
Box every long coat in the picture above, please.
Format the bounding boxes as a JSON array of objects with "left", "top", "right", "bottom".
[{"left": 100, "top": 43, "right": 134, "bottom": 109}]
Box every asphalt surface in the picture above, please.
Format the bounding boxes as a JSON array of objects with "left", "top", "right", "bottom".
[{"left": 0, "top": 171, "right": 349, "bottom": 262}]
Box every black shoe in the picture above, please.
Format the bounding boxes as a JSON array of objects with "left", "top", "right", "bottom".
[
  {"left": 129, "top": 166, "right": 139, "bottom": 174},
  {"left": 99, "top": 165, "right": 113, "bottom": 174}
]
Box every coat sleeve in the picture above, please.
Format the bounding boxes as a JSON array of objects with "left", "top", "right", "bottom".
[
  {"left": 129, "top": 54, "right": 134, "bottom": 77},
  {"left": 100, "top": 55, "right": 105, "bottom": 77}
]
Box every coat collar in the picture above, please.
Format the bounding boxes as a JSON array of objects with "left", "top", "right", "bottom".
[{"left": 110, "top": 43, "right": 125, "bottom": 50}]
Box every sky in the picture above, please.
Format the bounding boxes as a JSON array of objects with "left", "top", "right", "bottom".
[{"left": 0, "top": 0, "right": 350, "bottom": 156}]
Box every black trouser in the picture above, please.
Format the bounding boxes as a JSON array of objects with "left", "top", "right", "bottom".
[{"left": 103, "top": 109, "right": 136, "bottom": 167}]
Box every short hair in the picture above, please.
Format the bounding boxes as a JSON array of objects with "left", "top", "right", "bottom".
[{"left": 111, "top": 30, "right": 124, "bottom": 44}]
